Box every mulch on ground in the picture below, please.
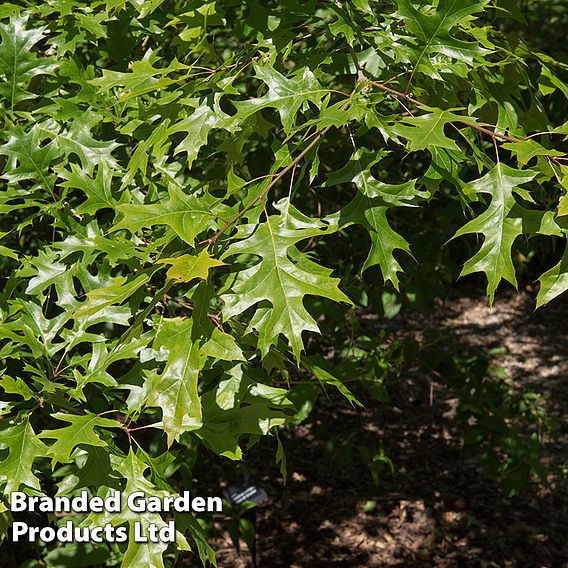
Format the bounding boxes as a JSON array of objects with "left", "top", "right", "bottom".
[{"left": 193, "top": 285, "right": 568, "bottom": 568}]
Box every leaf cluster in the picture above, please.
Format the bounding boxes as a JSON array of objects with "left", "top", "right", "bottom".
[{"left": 0, "top": 0, "right": 567, "bottom": 565}]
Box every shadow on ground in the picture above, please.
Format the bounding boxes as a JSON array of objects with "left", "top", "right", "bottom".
[{"left": 194, "top": 285, "right": 568, "bottom": 568}]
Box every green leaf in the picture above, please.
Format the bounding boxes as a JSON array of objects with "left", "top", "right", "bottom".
[
  {"left": 38, "top": 412, "right": 122, "bottom": 465},
  {"left": 196, "top": 365, "right": 292, "bottom": 459},
  {"left": 539, "top": 65, "right": 568, "bottom": 100},
  {"left": 142, "top": 318, "right": 203, "bottom": 444},
  {"left": 233, "top": 64, "right": 328, "bottom": 133},
  {"left": 325, "top": 150, "right": 428, "bottom": 288},
  {"left": 453, "top": 164, "right": 561, "bottom": 302},
  {"left": 128, "top": 283, "right": 243, "bottom": 439},
  {"left": 537, "top": 240, "right": 568, "bottom": 307},
  {"left": 304, "top": 357, "right": 363, "bottom": 408},
  {"left": 47, "top": 115, "right": 120, "bottom": 175},
  {"left": 502, "top": 139, "right": 564, "bottom": 168},
  {"left": 71, "top": 336, "right": 149, "bottom": 398},
  {"left": 275, "top": 434, "right": 287, "bottom": 480},
  {"left": 0, "top": 500, "right": 12, "bottom": 545},
  {"left": 0, "top": 372, "right": 35, "bottom": 400},
  {"left": 0, "top": 4, "right": 565, "bottom": 566},
  {"left": 73, "top": 273, "right": 150, "bottom": 318},
  {"left": 114, "top": 186, "right": 219, "bottom": 245},
  {"left": 191, "top": 282, "right": 245, "bottom": 362},
  {"left": 20, "top": 249, "right": 74, "bottom": 303},
  {"left": 0, "top": 14, "right": 57, "bottom": 109},
  {"left": 168, "top": 98, "right": 233, "bottom": 167},
  {"left": 0, "top": 231, "right": 18, "bottom": 260},
  {"left": 394, "top": 0, "right": 490, "bottom": 72},
  {"left": 89, "top": 58, "right": 187, "bottom": 101},
  {"left": 0, "top": 420, "right": 49, "bottom": 493},
  {"left": 0, "top": 123, "right": 60, "bottom": 194},
  {"left": 58, "top": 446, "right": 120, "bottom": 493},
  {"left": 82, "top": 450, "right": 189, "bottom": 568},
  {"left": 392, "top": 109, "right": 465, "bottom": 152},
  {"left": 0, "top": 243, "right": 17, "bottom": 259},
  {"left": 221, "top": 201, "right": 351, "bottom": 360},
  {"left": 59, "top": 162, "right": 117, "bottom": 215}
]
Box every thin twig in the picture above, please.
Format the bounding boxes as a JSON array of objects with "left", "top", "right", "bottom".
[
  {"left": 200, "top": 123, "right": 335, "bottom": 246},
  {"left": 201, "top": 84, "right": 361, "bottom": 246},
  {"left": 369, "top": 80, "right": 527, "bottom": 144},
  {"left": 546, "top": 156, "right": 562, "bottom": 184}
]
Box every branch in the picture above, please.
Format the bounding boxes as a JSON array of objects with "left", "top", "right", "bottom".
[
  {"left": 200, "top": 124, "right": 333, "bottom": 246},
  {"left": 369, "top": 80, "right": 527, "bottom": 144},
  {"left": 200, "top": 83, "right": 362, "bottom": 246}
]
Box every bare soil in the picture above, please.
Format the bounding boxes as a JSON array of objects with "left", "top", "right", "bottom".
[{"left": 192, "top": 285, "right": 568, "bottom": 568}]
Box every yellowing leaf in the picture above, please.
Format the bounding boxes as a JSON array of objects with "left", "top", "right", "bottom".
[{"left": 158, "top": 250, "right": 224, "bottom": 283}]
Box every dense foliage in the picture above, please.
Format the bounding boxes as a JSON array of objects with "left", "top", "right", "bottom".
[{"left": 0, "top": 0, "right": 566, "bottom": 565}]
